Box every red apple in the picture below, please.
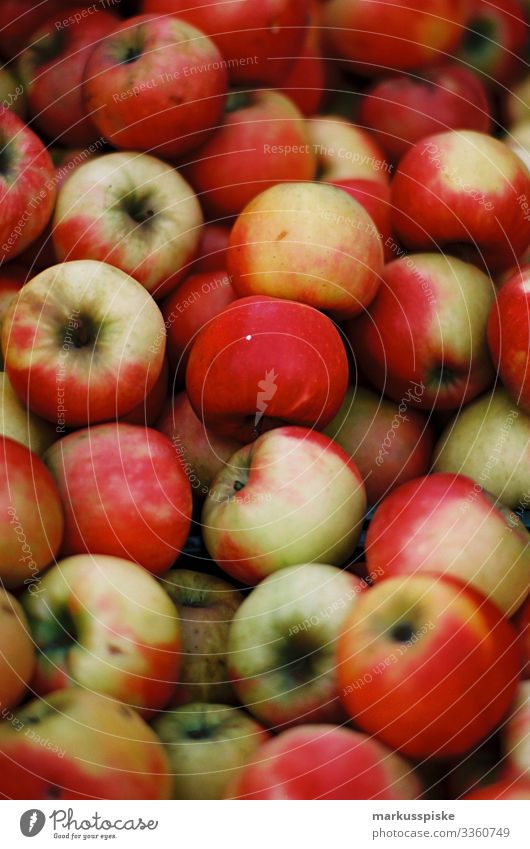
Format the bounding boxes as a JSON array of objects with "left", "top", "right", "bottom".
[
  {"left": 307, "top": 115, "right": 391, "bottom": 185},
  {"left": 503, "top": 680, "right": 530, "bottom": 778},
  {"left": 514, "top": 595, "right": 530, "bottom": 679},
  {"left": 0, "top": 263, "right": 27, "bottom": 334},
  {"left": 0, "top": 587, "right": 35, "bottom": 710},
  {"left": 279, "top": 13, "right": 326, "bottom": 116},
  {"left": 191, "top": 224, "right": 230, "bottom": 274},
  {"left": 456, "top": 0, "right": 527, "bottom": 88},
  {"left": 326, "top": 178, "right": 392, "bottom": 259},
  {"left": 0, "top": 0, "right": 65, "bottom": 60},
  {"left": 488, "top": 267, "right": 530, "bottom": 414},
  {"left": 120, "top": 356, "right": 169, "bottom": 426}
]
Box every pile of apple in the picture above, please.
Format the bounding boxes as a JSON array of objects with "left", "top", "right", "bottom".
[{"left": 2, "top": 0, "right": 530, "bottom": 802}]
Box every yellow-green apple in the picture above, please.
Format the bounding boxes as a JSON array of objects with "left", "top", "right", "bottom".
[
  {"left": 456, "top": 0, "right": 527, "bottom": 89},
  {"left": 52, "top": 152, "right": 203, "bottom": 299},
  {"left": 433, "top": 388, "right": 530, "bottom": 508},
  {"left": 22, "top": 553, "right": 181, "bottom": 713},
  {"left": 227, "top": 183, "right": 383, "bottom": 319},
  {"left": 2, "top": 260, "right": 166, "bottom": 427},
  {"left": 365, "top": 472, "right": 530, "bottom": 616},
  {"left": 227, "top": 724, "right": 422, "bottom": 799},
  {"left": 325, "top": 385, "right": 434, "bottom": 507},
  {"left": 83, "top": 14, "right": 227, "bottom": 158},
  {"left": 0, "top": 109, "right": 56, "bottom": 263},
  {"left": 503, "top": 680, "right": 530, "bottom": 778},
  {"left": 153, "top": 703, "right": 269, "bottom": 799},
  {"left": 391, "top": 130, "right": 530, "bottom": 273},
  {"left": 349, "top": 253, "right": 495, "bottom": 410},
  {"left": 227, "top": 563, "right": 363, "bottom": 727},
  {"left": 44, "top": 423, "right": 192, "bottom": 576},
  {"left": 0, "top": 436, "right": 63, "bottom": 589},
  {"left": 184, "top": 90, "right": 316, "bottom": 219},
  {"left": 186, "top": 296, "right": 349, "bottom": 442},
  {"left": 157, "top": 393, "right": 240, "bottom": 501},
  {"left": 162, "top": 568, "right": 243, "bottom": 706},
  {"left": 505, "top": 121, "right": 530, "bottom": 171},
  {"left": 0, "top": 67, "right": 26, "bottom": 118},
  {"left": 488, "top": 268, "right": 530, "bottom": 415},
  {"left": 507, "top": 74, "right": 530, "bottom": 125},
  {"left": 202, "top": 427, "right": 366, "bottom": 585},
  {"left": 305, "top": 115, "right": 390, "bottom": 185},
  {"left": 0, "top": 587, "right": 35, "bottom": 710},
  {"left": 338, "top": 574, "right": 520, "bottom": 759},
  {"left": 0, "top": 372, "right": 56, "bottom": 456},
  {"left": 0, "top": 689, "right": 171, "bottom": 799}
]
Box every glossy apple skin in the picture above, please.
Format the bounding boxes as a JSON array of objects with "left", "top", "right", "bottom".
[
  {"left": 464, "top": 778, "right": 530, "bottom": 799},
  {"left": 349, "top": 253, "right": 495, "bottom": 410},
  {"left": 0, "top": 436, "right": 64, "bottom": 589},
  {"left": 306, "top": 115, "right": 390, "bottom": 185},
  {"left": 141, "top": 0, "right": 309, "bottom": 85},
  {"left": 0, "top": 588, "right": 35, "bottom": 710},
  {"left": 0, "top": 372, "right": 56, "bottom": 456},
  {"left": 44, "top": 423, "right": 192, "bottom": 576},
  {"left": 326, "top": 179, "right": 392, "bottom": 259},
  {"left": 83, "top": 14, "right": 227, "bottom": 158},
  {"left": 456, "top": 0, "right": 528, "bottom": 88},
  {"left": 359, "top": 64, "right": 491, "bottom": 161},
  {"left": 228, "top": 183, "right": 383, "bottom": 320},
  {"left": 17, "top": 7, "right": 118, "bottom": 146},
  {"left": 338, "top": 574, "right": 520, "bottom": 759},
  {"left": 325, "top": 386, "right": 434, "bottom": 507},
  {"left": 227, "top": 724, "right": 421, "bottom": 799},
  {"left": 0, "top": 689, "right": 172, "bottom": 799},
  {"left": 2, "top": 261, "right": 166, "bottom": 426},
  {"left": 191, "top": 225, "right": 230, "bottom": 274},
  {"left": 184, "top": 90, "right": 316, "bottom": 218},
  {"left": 0, "top": 0, "right": 65, "bottom": 60},
  {"left": 365, "top": 472, "right": 530, "bottom": 617},
  {"left": 391, "top": 130, "right": 530, "bottom": 273},
  {"left": 202, "top": 427, "right": 366, "bottom": 585},
  {"left": 186, "top": 296, "right": 349, "bottom": 442},
  {"left": 0, "top": 110, "right": 56, "bottom": 263},
  {"left": 488, "top": 269, "right": 530, "bottom": 415},
  {"left": 22, "top": 554, "right": 181, "bottom": 713}
]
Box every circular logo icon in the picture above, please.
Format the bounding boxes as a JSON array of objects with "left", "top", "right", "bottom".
[{"left": 20, "top": 810, "right": 46, "bottom": 837}]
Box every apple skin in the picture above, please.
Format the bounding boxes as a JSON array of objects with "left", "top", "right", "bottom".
[
  {"left": 202, "top": 426, "right": 367, "bottom": 585},
  {"left": 326, "top": 179, "right": 393, "bottom": 260},
  {"left": 44, "top": 423, "right": 192, "bottom": 576},
  {"left": 186, "top": 295, "right": 349, "bottom": 442},
  {"left": 349, "top": 253, "right": 495, "bottom": 410},
  {"left": 184, "top": 90, "right": 316, "bottom": 219},
  {"left": 153, "top": 703, "right": 269, "bottom": 799},
  {"left": 0, "top": 264, "right": 27, "bottom": 345},
  {"left": 227, "top": 563, "right": 363, "bottom": 728},
  {"left": 365, "top": 472, "right": 530, "bottom": 617},
  {"left": 0, "top": 67, "right": 26, "bottom": 119},
  {"left": 22, "top": 553, "right": 181, "bottom": 713},
  {"left": 503, "top": 681, "right": 530, "bottom": 779},
  {"left": 161, "top": 569, "right": 243, "bottom": 706},
  {"left": 141, "top": 0, "right": 309, "bottom": 86},
  {"left": 463, "top": 777, "right": 530, "bottom": 799},
  {"left": 0, "top": 587, "right": 35, "bottom": 710},
  {"left": 226, "top": 724, "right": 422, "bottom": 799},
  {"left": 227, "top": 183, "right": 383, "bottom": 320},
  {"left": 359, "top": 64, "right": 492, "bottom": 161},
  {"left": 120, "top": 356, "right": 169, "bottom": 426},
  {"left": 0, "top": 436, "right": 64, "bottom": 590},
  {"left": 0, "top": 110, "right": 56, "bottom": 263},
  {"left": 0, "top": 689, "right": 172, "bottom": 799},
  {"left": 391, "top": 130, "right": 530, "bottom": 273},
  {"left": 279, "top": 15, "right": 326, "bottom": 117},
  {"left": 191, "top": 224, "right": 230, "bottom": 274},
  {"left": 433, "top": 388, "right": 530, "bottom": 508},
  {"left": 83, "top": 14, "right": 228, "bottom": 158},
  {"left": 17, "top": 6, "right": 119, "bottom": 146},
  {"left": 338, "top": 574, "right": 520, "bottom": 759},
  {"left": 456, "top": 0, "right": 528, "bottom": 89},
  {"left": 0, "top": 372, "right": 56, "bottom": 456},
  {"left": 0, "top": 0, "right": 66, "bottom": 61},
  {"left": 325, "top": 386, "right": 434, "bottom": 507},
  {"left": 2, "top": 260, "right": 166, "bottom": 427},
  {"left": 53, "top": 152, "right": 203, "bottom": 299},
  {"left": 306, "top": 114, "right": 390, "bottom": 185},
  {"left": 507, "top": 75, "right": 530, "bottom": 126},
  {"left": 488, "top": 268, "right": 530, "bottom": 415},
  {"left": 157, "top": 392, "right": 240, "bottom": 501},
  {"left": 513, "top": 595, "right": 530, "bottom": 679}
]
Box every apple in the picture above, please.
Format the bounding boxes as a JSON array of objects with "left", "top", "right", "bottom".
[
  {"left": 0, "top": 372, "right": 56, "bottom": 456},
  {"left": 44, "top": 423, "right": 192, "bottom": 576},
  {"left": 23, "top": 553, "right": 181, "bottom": 713},
  {"left": 349, "top": 253, "right": 495, "bottom": 410},
  {"left": 186, "top": 296, "right": 349, "bottom": 442},
  {"left": 140, "top": 0, "right": 309, "bottom": 86},
  {"left": 0, "top": 689, "right": 171, "bottom": 799},
  {"left": 0, "top": 587, "right": 35, "bottom": 710},
  {"left": 0, "top": 0, "right": 65, "bottom": 60},
  {"left": 53, "top": 151, "right": 203, "bottom": 299},
  {"left": 456, "top": 0, "right": 527, "bottom": 88},
  {"left": 0, "top": 263, "right": 27, "bottom": 343},
  {"left": 433, "top": 388, "right": 530, "bottom": 508},
  {"left": 0, "top": 436, "right": 63, "bottom": 589},
  {"left": 505, "top": 121, "right": 530, "bottom": 172},
  {"left": 306, "top": 115, "right": 390, "bottom": 185},
  {"left": 359, "top": 64, "right": 491, "bottom": 161},
  {"left": 463, "top": 777, "right": 530, "bottom": 799},
  {"left": 325, "top": 385, "right": 434, "bottom": 507},
  {"left": 120, "top": 356, "right": 169, "bottom": 426},
  {"left": 488, "top": 267, "right": 530, "bottom": 415},
  {"left": 0, "top": 109, "right": 56, "bottom": 263},
  {"left": 183, "top": 90, "right": 316, "bottom": 219},
  {"left": 326, "top": 179, "right": 393, "bottom": 259},
  {"left": 2, "top": 260, "right": 166, "bottom": 428},
  {"left": 279, "top": 13, "right": 326, "bottom": 116},
  {"left": 191, "top": 224, "right": 230, "bottom": 274},
  {"left": 365, "top": 472, "right": 530, "bottom": 617},
  {"left": 507, "top": 74, "right": 530, "bottom": 125},
  {"left": 227, "top": 563, "right": 363, "bottom": 727},
  {"left": 162, "top": 568, "right": 243, "bottom": 706},
  {"left": 227, "top": 183, "right": 383, "bottom": 319},
  {"left": 227, "top": 724, "right": 422, "bottom": 799},
  {"left": 391, "top": 130, "right": 530, "bottom": 273},
  {"left": 513, "top": 594, "right": 530, "bottom": 679},
  {"left": 338, "top": 573, "right": 520, "bottom": 758},
  {"left": 157, "top": 392, "right": 240, "bottom": 501},
  {"left": 0, "top": 66, "right": 26, "bottom": 118},
  {"left": 503, "top": 681, "right": 530, "bottom": 778},
  {"left": 83, "top": 14, "right": 228, "bottom": 158},
  {"left": 153, "top": 703, "right": 268, "bottom": 799},
  {"left": 202, "top": 426, "right": 366, "bottom": 585}
]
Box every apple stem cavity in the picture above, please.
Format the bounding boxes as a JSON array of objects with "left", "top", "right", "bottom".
[
  {"left": 390, "top": 622, "right": 416, "bottom": 644},
  {"left": 233, "top": 480, "right": 246, "bottom": 492},
  {"left": 225, "top": 91, "right": 252, "bottom": 113}
]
